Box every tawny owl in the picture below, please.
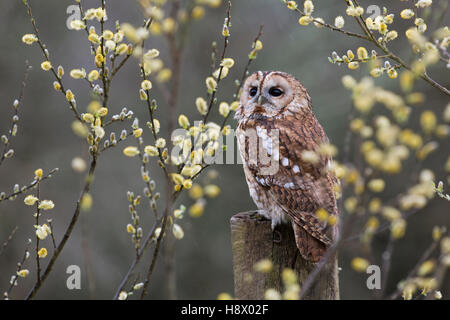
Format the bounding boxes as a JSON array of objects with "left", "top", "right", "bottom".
[{"left": 235, "top": 71, "right": 338, "bottom": 263}]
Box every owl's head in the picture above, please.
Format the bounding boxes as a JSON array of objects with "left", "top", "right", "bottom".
[{"left": 235, "top": 71, "right": 311, "bottom": 121}]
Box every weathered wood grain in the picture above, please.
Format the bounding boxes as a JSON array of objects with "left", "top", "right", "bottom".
[{"left": 231, "top": 211, "right": 339, "bottom": 300}]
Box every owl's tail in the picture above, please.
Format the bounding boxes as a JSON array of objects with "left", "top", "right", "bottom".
[{"left": 292, "top": 222, "right": 327, "bottom": 263}]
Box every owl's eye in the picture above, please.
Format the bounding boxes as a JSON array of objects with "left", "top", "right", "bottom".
[
  {"left": 269, "top": 87, "right": 283, "bottom": 97},
  {"left": 249, "top": 87, "right": 258, "bottom": 97}
]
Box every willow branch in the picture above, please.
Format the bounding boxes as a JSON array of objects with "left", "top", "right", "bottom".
[
  {"left": 23, "top": 1, "right": 82, "bottom": 121},
  {"left": 4, "top": 242, "right": 31, "bottom": 299},
  {"left": 387, "top": 236, "right": 441, "bottom": 300},
  {"left": 0, "top": 226, "right": 19, "bottom": 257},
  {"left": 140, "top": 192, "right": 180, "bottom": 299},
  {"left": 25, "top": 156, "right": 98, "bottom": 299},
  {"left": 0, "top": 168, "right": 58, "bottom": 204},
  {"left": 34, "top": 180, "right": 41, "bottom": 286},
  {"left": 0, "top": 61, "right": 31, "bottom": 167},
  {"left": 112, "top": 219, "right": 160, "bottom": 299},
  {"left": 343, "top": 0, "right": 449, "bottom": 96},
  {"left": 291, "top": 4, "right": 369, "bottom": 40},
  {"left": 220, "top": 25, "right": 263, "bottom": 129},
  {"left": 202, "top": 1, "right": 232, "bottom": 123}
]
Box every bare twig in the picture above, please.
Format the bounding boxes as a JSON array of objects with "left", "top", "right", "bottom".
[
  {"left": 135, "top": 139, "right": 160, "bottom": 220},
  {"left": 203, "top": 1, "right": 232, "bottom": 123},
  {"left": 99, "top": 131, "right": 133, "bottom": 153},
  {"left": 23, "top": 0, "right": 82, "bottom": 121},
  {"left": 113, "top": 219, "right": 160, "bottom": 299},
  {"left": 77, "top": 0, "right": 96, "bottom": 54},
  {"left": 342, "top": 0, "right": 450, "bottom": 96},
  {"left": 25, "top": 156, "right": 98, "bottom": 299},
  {"left": 141, "top": 72, "right": 170, "bottom": 180},
  {"left": 140, "top": 216, "right": 168, "bottom": 299},
  {"left": 0, "top": 61, "right": 31, "bottom": 167},
  {"left": 4, "top": 241, "right": 31, "bottom": 300},
  {"left": 299, "top": 200, "right": 360, "bottom": 299},
  {"left": 81, "top": 213, "right": 96, "bottom": 299},
  {"left": 178, "top": 2, "right": 235, "bottom": 172},
  {"left": 47, "top": 219, "right": 57, "bottom": 250},
  {"left": 163, "top": 2, "right": 186, "bottom": 297},
  {"left": 220, "top": 25, "right": 263, "bottom": 129},
  {"left": 387, "top": 236, "right": 441, "bottom": 300},
  {"left": 165, "top": 0, "right": 182, "bottom": 140},
  {"left": 0, "top": 226, "right": 19, "bottom": 257},
  {"left": 289, "top": 2, "right": 369, "bottom": 40},
  {"left": 111, "top": 53, "right": 132, "bottom": 78},
  {"left": 34, "top": 180, "right": 41, "bottom": 286},
  {"left": 380, "top": 235, "right": 395, "bottom": 298},
  {"left": 0, "top": 168, "right": 58, "bottom": 204},
  {"left": 140, "top": 192, "right": 181, "bottom": 299}
]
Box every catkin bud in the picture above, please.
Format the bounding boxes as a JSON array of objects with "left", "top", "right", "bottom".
[
  {"left": 335, "top": 16, "right": 345, "bottom": 28},
  {"left": 220, "top": 58, "right": 235, "bottom": 68},
  {"left": 178, "top": 115, "right": 190, "bottom": 129},
  {"left": 141, "top": 80, "right": 152, "bottom": 91},
  {"left": 219, "top": 102, "right": 230, "bottom": 117},
  {"left": 88, "top": 70, "right": 99, "bottom": 81},
  {"left": 4, "top": 149, "right": 14, "bottom": 158},
  {"left": 195, "top": 97, "right": 208, "bottom": 115},
  {"left": 139, "top": 89, "right": 148, "bottom": 101},
  {"left": 205, "top": 77, "right": 217, "bottom": 92}
]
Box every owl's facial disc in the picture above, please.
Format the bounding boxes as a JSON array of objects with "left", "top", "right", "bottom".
[
  {"left": 257, "top": 95, "right": 270, "bottom": 105},
  {"left": 236, "top": 71, "right": 311, "bottom": 122},
  {"left": 247, "top": 84, "right": 271, "bottom": 109}
]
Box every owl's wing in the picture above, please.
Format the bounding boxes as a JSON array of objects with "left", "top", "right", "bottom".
[{"left": 251, "top": 114, "right": 338, "bottom": 246}]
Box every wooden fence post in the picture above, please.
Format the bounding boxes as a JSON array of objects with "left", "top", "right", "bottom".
[{"left": 230, "top": 211, "right": 339, "bottom": 300}]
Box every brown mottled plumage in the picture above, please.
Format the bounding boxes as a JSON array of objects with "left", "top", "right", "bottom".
[{"left": 235, "top": 71, "right": 338, "bottom": 262}]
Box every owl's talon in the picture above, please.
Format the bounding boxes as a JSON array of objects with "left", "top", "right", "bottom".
[{"left": 273, "top": 230, "right": 282, "bottom": 243}]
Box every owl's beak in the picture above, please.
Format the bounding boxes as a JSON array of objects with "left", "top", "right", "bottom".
[{"left": 257, "top": 95, "right": 269, "bottom": 106}]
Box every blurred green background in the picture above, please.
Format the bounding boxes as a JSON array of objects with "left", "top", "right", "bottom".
[{"left": 0, "top": 0, "right": 448, "bottom": 299}]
